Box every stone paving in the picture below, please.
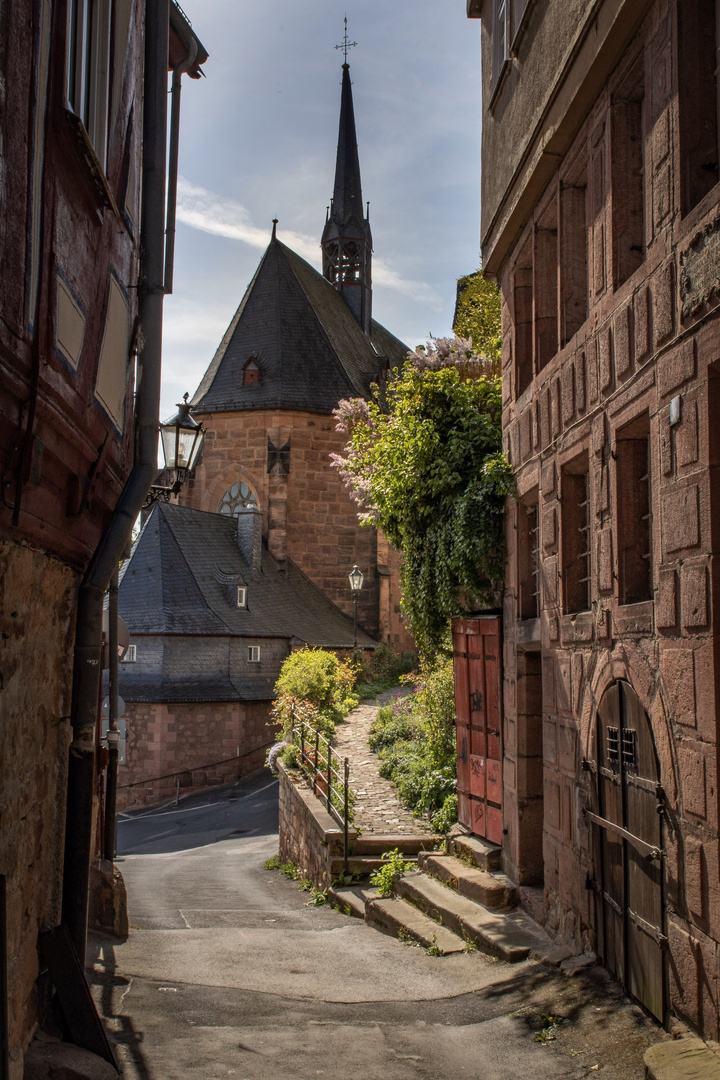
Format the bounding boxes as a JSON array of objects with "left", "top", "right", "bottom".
[{"left": 332, "top": 690, "right": 439, "bottom": 836}]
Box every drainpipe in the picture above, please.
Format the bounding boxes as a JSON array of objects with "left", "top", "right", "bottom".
[
  {"left": 164, "top": 37, "right": 197, "bottom": 295},
  {"left": 62, "top": 0, "right": 170, "bottom": 964},
  {"left": 103, "top": 568, "right": 120, "bottom": 861}
]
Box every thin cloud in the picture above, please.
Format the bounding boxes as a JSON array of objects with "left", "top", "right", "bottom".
[{"left": 176, "top": 177, "right": 441, "bottom": 306}]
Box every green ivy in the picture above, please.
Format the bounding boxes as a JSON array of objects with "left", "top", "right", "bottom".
[{"left": 334, "top": 360, "right": 514, "bottom": 654}]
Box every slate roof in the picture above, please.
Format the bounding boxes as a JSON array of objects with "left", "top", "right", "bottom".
[
  {"left": 330, "top": 64, "right": 365, "bottom": 231},
  {"left": 118, "top": 501, "right": 377, "bottom": 649},
  {"left": 109, "top": 675, "right": 276, "bottom": 704},
  {"left": 190, "top": 238, "right": 408, "bottom": 415}
]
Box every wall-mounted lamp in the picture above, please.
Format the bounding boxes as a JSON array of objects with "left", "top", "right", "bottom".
[{"left": 145, "top": 394, "right": 205, "bottom": 505}]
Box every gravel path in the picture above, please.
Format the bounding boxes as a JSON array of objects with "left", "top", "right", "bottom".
[{"left": 332, "top": 691, "right": 440, "bottom": 836}]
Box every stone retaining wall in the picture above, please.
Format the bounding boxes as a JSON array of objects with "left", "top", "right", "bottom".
[{"left": 277, "top": 762, "right": 356, "bottom": 887}]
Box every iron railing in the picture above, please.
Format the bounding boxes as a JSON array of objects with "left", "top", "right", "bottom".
[{"left": 290, "top": 718, "right": 350, "bottom": 875}]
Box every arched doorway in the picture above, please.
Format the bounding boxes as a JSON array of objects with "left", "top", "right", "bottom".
[{"left": 587, "top": 681, "right": 665, "bottom": 1021}]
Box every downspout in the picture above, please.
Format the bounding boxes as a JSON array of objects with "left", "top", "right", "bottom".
[
  {"left": 164, "top": 37, "right": 197, "bottom": 295},
  {"left": 62, "top": 0, "right": 170, "bottom": 964},
  {"left": 103, "top": 567, "right": 120, "bottom": 861}
]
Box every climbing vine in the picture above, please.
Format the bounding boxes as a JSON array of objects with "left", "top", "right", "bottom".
[{"left": 332, "top": 337, "right": 514, "bottom": 655}]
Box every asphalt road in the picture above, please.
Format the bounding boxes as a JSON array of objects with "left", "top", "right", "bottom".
[{"left": 88, "top": 771, "right": 659, "bottom": 1080}]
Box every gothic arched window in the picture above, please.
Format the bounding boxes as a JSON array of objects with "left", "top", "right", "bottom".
[{"left": 218, "top": 480, "right": 259, "bottom": 517}]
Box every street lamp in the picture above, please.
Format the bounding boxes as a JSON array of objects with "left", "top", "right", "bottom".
[
  {"left": 146, "top": 393, "right": 205, "bottom": 504},
  {"left": 348, "top": 564, "right": 364, "bottom": 649}
]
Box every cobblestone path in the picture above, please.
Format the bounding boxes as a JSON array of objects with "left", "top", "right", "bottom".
[{"left": 332, "top": 692, "right": 439, "bottom": 836}]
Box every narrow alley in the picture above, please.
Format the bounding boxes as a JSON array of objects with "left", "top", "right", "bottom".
[{"left": 88, "top": 771, "right": 659, "bottom": 1080}]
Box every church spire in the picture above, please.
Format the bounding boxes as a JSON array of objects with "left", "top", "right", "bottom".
[{"left": 322, "top": 47, "right": 373, "bottom": 335}]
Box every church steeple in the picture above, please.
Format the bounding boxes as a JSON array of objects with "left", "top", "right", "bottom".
[{"left": 322, "top": 60, "right": 373, "bottom": 335}]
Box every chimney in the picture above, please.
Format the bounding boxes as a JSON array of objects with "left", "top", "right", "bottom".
[{"left": 237, "top": 507, "right": 262, "bottom": 571}]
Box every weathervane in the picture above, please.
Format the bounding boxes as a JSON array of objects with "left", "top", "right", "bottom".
[{"left": 334, "top": 16, "right": 357, "bottom": 62}]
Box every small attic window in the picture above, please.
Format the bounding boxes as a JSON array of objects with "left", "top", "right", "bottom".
[
  {"left": 248, "top": 645, "right": 260, "bottom": 663},
  {"left": 237, "top": 586, "right": 247, "bottom": 609},
  {"left": 243, "top": 358, "right": 260, "bottom": 385},
  {"left": 122, "top": 645, "right": 137, "bottom": 663}
]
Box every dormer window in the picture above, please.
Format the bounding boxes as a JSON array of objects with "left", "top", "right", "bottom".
[
  {"left": 243, "top": 358, "right": 260, "bottom": 385},
  {"left": 237, "top": 586, "right": 247, "bottom": 609}
]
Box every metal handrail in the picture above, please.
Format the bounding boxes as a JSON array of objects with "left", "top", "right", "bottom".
[{"left": 290, "top": 718, "right": 350, "bottom": 875}]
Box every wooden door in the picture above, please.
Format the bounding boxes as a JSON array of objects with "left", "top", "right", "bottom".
[
  {"left": 588, "top": 681, "right": 665, "bottom": 1021},
  {"left": 452, "top": 616, "right": 503, "bottom": 843}
]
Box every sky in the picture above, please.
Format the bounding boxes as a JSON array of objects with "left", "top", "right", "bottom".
[{"left": 160, "top": 1, "right": 483, "bottom": 422}]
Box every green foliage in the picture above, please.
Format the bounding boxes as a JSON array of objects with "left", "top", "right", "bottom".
[
  {"left": 370, "top": 660, "right": 458, "bottom": 828},
  {"left": 453, "top": 270, "right": 502, "bottom": 363},
  {"left": 263, "top": 855, "right": 280, "bottom": 871},
  {"left": 272, "top": 649, "right": 359, "bottom": 740},
  {"left": 354, "top": 644, "right": 417, "bottom": 700},
  {"left": 370, "top": 848, "right": 415, "bottom": 897},
  {"left": 280, "top": 743, "right": 299, "bottom": 769},
  {"left": 334, "top": 360, "right": 514, "bottom": 655},
  {"left": 431, "top": 794, "right": 459, "bottom": 834},
  {"left": 425, "top": 933, "right": 443, "bottom": 957},
  {"left": 305, "top": 887, "right": 328, "bottom": 907}
]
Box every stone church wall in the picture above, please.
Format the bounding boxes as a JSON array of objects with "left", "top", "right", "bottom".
[{"left": 182, "top": 408, "right": 384, "bottom": 639}]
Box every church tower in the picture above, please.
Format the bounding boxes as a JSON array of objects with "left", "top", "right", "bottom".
[{"left": 321, "top": 62, "right": 373, "bottom": 336}]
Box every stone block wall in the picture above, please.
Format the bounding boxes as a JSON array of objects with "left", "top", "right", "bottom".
[
  {"left": 118, "top": 699, "right": 273, "bottom": 810},
  {"left": 277, "top": 763, "right": 353, "bottom": 886},
  {"left": 0, "top": 542, "right": 77, "bottom": 1078}
]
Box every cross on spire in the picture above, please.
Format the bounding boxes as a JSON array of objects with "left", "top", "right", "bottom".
[{"left": 334, "top": 16, "right": 357, "bottom": 63}]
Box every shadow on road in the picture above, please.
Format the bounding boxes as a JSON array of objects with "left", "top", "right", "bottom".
[
  {"left": 87, "top": 935, "right": 154, "bottom": 1080},
  {"left": 116, "top": 773, "right": 279, "bottom": 856}
]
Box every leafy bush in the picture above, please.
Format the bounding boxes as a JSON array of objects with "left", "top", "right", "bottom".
[
  {"left": 431, "top": 793, "right": 458, "bottom": 834},
  {"left": 368, "top": 696, "right": 415, "bottom": 752},
  {"left": 272, "top": 648, "right": 359, "bottom": 738},
  {"left": 354, "top": 645, "right": 417, "bottom": 700},
  {"left": 333, "top": 349, "right": 514, "bottom": 655},
  {"left": 370, "top": 659, "right": 458, "bottom": 829}
]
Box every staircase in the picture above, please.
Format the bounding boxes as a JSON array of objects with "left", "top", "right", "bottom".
[{"left": 329, "top": 833, "right": 551, "bottom": 962}]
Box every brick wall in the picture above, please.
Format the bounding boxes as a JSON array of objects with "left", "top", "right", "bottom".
[{"left": 118, "top": 699, "right": 273, "bottom": 810}]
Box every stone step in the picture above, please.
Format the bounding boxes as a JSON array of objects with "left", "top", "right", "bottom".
[
  {"left": 330, "top": 855, "right": 397, "bottom": 877},
  {"left": 645, "top": 1038, "right": 720, "bottom": 1080},
  {"left": 395, "top": 871, "right": 550, "bottom": 963},
  {"left": 327, "top": 883, "right": 379, "bottom": 919},
  {"left": 353, "top": 834, "right": 439, "bottom": 857},
  {"left": 365, "top": 896, "right": 467, "bottom": 954},
  {"left": 418, "top": 853, "right": 518, "bottom": 909},
  {"left": 451, "top": 833, "right": 502, "bottom": 872}
]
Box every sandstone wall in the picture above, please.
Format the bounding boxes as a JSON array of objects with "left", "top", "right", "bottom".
[
  {"left": 117, "top": 699, "right": 273, "bottom": 810},
  {"left": 277, "top": 763, "right": 353, "bottom": 886},
  {"left": 0, "top": 542, "right": 76, "bottom": 1077}
]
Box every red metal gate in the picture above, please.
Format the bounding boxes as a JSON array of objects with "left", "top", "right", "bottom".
[{"left": 452, "top": 616, "right": 503, "bottom": 843}]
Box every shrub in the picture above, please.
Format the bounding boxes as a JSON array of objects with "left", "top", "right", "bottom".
[
  {"left": 272, "top": 648, "right": 359, "bottom": 738},
  {"left": 370, "top": 658, "right": 458, "bottom": 825},
  {"left": 370, "top": 848, "right": 415, "bottom": 897},
  {"left": 431, "top": 793, "right": 458, "bottom": 833}
]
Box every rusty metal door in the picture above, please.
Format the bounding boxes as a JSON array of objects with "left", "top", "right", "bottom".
[
  {"left": 452, "top": 616, "right": 503, "bottom": 844},
  {"left": 587, "top": 681, "right": 665, "bottom": 1021}
]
